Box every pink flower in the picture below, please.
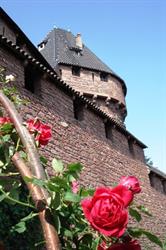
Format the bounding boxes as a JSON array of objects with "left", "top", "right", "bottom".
[
  {"left": 98, "top": 240, "right": 141, "bottom": 250},
  {"left": 71, "top": 181, "right": 79, "bottom": 194},
  {"left": 81, "top": 186, "right": 132, "bottom": 237},
  {"left": 119, "top": 176, "right": 141, "bottom": 194},
  {"left": 0, "top": 117, "right": 12, "bottom": 125},
  {"left": 26, "top": 119, "right": 51, "bottom": 146}
]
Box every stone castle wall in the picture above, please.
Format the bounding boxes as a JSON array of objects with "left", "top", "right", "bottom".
[
  {"left": 60, "top": 64, "right": 127, "bottom": 122},
  {"left": 0, "top": 44, "right": 166, "bottom": 248}
]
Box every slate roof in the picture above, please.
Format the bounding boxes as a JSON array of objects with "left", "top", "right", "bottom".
[
  {"left": 38, "top": 28, "right": 127, "bottom": 94},
  {"left": 148, "top": 165, "right": 166, "bottom": 179},
  {"left": 39, "top": 28, "right": 114, "bottom": 72}
]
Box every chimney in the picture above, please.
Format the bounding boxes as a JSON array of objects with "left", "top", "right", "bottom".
[{"left": 76, "top": 33, "right": 83, "bottom": 50}]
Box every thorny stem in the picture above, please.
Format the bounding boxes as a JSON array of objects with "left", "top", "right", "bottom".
[
  {"left": 0, "top": 188, "right": 35, "bottom": 209},
  {"left": 0, "top": 89, "right": 48, "bottom": 200},
  {"left": 12, "top": 153, "right": 61, "bottom": 250}
]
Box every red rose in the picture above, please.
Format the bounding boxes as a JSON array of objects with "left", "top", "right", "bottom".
[
  {"left": 81, "top": 186, "right": 133, "bottom": 237},
  {"left": 36, "top": 124, "right": 52, "bottom": 146},
  {"left": 26, "top": 119, "right": 41, "bottom": 133},
  {"left": 0, "top": 117, "right": 12, "bottom": 125},
  {"left": 119, "top": 176, "right": 141, "bottom": 194},
  {"left": 98, "top": 240, "right": 141, "bottom": 250},
  {"left": 26, "top": 119, "right": 51, "bottom": 146}
]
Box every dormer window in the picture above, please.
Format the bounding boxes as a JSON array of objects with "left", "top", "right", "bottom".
[
  {"left": 38, "top": 40, "right": 47, "bottom": 51},
  {"left": 72, "top": 66, "right": 80, "bottom": 76},
  {"left": 100, "top": 72, "right": 108, "bottom": 82}
]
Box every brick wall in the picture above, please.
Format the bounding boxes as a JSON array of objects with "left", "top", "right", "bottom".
[{"left": 1, "top": 44, "right": 166, "bottom": 249}]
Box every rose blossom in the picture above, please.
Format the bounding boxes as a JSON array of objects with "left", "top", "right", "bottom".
[
  {"left": 0, "top": 117, "right": 12, "bottom": 125},
  {"left": 71, "top": 181, "right": 79, "bottom": 194},
  {"left": 36, "top": 124, "right": 52, "bottom": 146},
  {"left": 81, "top": 185, "right": 133, "bottom": 237},
  {"left": 26, "top": 119, "right": 41, "bottom": 133},
  {"left": 98, "top": 240, "right": 141, "bottom": 250},
  {"left": 119, "top": 176, "right": 141, "bottom": 194},
  {"left": 26, "top": 119, "right": 51, "bottom": 146}
]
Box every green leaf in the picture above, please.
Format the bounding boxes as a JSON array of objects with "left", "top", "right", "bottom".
[
  {"left": 23, "top": 176, "right": 32, "bottom": 183},
  {"left": 129, "top": 207, "right": 142, "bottom": 222},
  {"left": 92, "top": 237, "right": 100, "bottom": 250},
  {"left": 9, "top": 188, "right": 20, "bottom": 204},
  {"left": 51, "top": 192, "right": 61, "bottom": 210},
  {"left": 67, "top": 174, "right": 76, "bottom": 182},
  {"left": 53, "top": 213, "right": 61, "bottom": 234},
  {"left": 19, "top": 151, "right": 27, "bottom": 159},
  {"left": 49, "top": 176, "right": 68, "bottom": 189},
  {"left": 0, "top": 160, "right": 4, "bottom": 167},
  {"left": 137, "top": 205, "right": 152, "bottom": 217},
  {"left": 52, "top": 158, "right": 64, "bottom": 173},
  {"left": 47, "top": 182, "right": 59, "bottom": 192},
  {"left": 80, "top": 188, "right": 95, "bottom": 197},
  {"left": 64, "top": 229, "right": 73, "bottom": 239},
  {"left": 79, "top": 244, "right": 91, "bottom": 250},
  {"left": 64, "top": 191, "right": 81, "bottom": 203},
  {"left": 128, "top": 227, "right": 143, "bottom": 238},
  {"left": 11, "top": 221, "right": 26, "bottom": 234},
  {"left": 80, "top": 233, "right": 93, "bottom": 247},
  {"left": 9, "top": 145, "right": 15, "bottom": 156},
  {"left": 2, "top": 134, "right": 11, "bottom": 142},
  {"left": 0, "top": 193, "right": 6, "bottom": 202},
  {"left": 67, "top": 162, "right": 83, "bottom": 174},
  {"left": 40, "top": 156, "right": 48, "bottom": 166},
  {"left": 1, "top": 123, "right": 13, "bottom": 134},
  {"left": 20, "top": 211, "right": 38, "bottom": 222},
  {"left": 24, "top": 176, "right": 46, "bottom": 188},
  {"left": 142, "top": 230, "right": 163, "bottom": 248}
]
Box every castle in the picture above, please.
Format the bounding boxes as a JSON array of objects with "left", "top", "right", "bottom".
[{"left": 0, "top": 7, "right": 166, "bottom": 248}]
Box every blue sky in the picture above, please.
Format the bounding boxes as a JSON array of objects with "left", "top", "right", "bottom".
[{"left": 1, "top": 0, "right": 165, "bottom": 173}]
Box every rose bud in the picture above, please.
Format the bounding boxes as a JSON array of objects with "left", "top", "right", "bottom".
[{"left": 119, "top": 176, "right": 141, "bottom": 194}]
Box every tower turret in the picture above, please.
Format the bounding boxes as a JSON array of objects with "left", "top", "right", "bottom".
[{"left": 38, "top": 28, "right": 127, "bottom": 124}]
